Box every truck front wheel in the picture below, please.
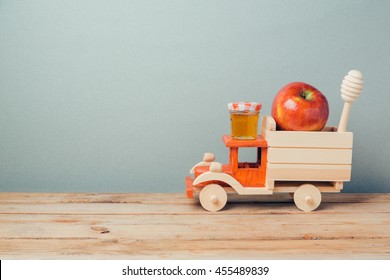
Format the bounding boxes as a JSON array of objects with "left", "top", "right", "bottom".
[
  {"left": 199, "top": 184, "right": 228, "bottom": 212},
  {"left": 294, "top": 184, "right": 322, "bottom": 212}
]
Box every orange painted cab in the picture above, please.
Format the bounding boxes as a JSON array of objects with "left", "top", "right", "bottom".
[
  {"left": 186, "top": 135, "right": 269, "bottom": 200},
  {"left": 222, "top": 135, "right": 268, "bottom": 187}
]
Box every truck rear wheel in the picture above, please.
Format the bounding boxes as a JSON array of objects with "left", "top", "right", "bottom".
[
  {"left": 294, "top": 184, "right": 322, "bottom": 212},
  {"left": 199, "top": 184, "right": 228, "bottom": 212}
]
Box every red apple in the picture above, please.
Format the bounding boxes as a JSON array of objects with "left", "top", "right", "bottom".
[{"left": 271, "top": 82, "right": 329, "bottom": 131}]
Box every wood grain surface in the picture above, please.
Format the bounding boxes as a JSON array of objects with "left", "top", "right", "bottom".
[{"left": 0, "top": 193, "right": 389, "bottom": 259}]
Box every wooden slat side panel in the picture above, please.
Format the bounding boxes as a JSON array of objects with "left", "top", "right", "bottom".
[
  {"left": 267, "top": 163, "right": 351, "bottom": 181},
  {"left": 267, "top": 148, "right": 353, "bottom": 164},
  {"left": 265, "top": 130, "right": 353, "bottom": 148},
  {"left": 261, "top": 115, "right": 353, "bottom": 149}
]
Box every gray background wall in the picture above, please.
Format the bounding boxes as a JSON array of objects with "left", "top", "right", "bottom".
[{"left": 1, "top": 0, "right": 389, "bottom": 193}]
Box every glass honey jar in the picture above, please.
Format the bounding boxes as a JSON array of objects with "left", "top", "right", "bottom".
[{"left": 228, "top": 102, "right": 262, "bottom": 140}]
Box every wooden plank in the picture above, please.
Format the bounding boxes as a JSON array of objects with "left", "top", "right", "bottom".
[
  {"left": 0, "top": 202, "right": 201, "bottom": 215},
  {"left": 1, "top": 213, "right": 389, "bottom": 240},
  {"left": 265, "top": 129, "right": 353, "bottom": 148},
  {"left": 2, "top": 198, "right": 389, "bottom": 215},
  {"left": 267, "top": 163, "right": 351, "bottom": 181},
  {"left": 0, "top": 193, "right": 389, "bottom": 259},
  {"left": 267, "top": 147, "right": 352, "bottom": 164},
  {"left": 1, "top": 239, "right": 389, "bottom": 259},
  {"left": 1, "top": 192, "right": 390, "bottom": 204},
  {"left": 1, "top": 192, "right": 390, "bottom": 205},
  {"left": 261, "top": 116, "right": 353, "bottom": 148},
  {"left": 0, "top": 192, "right": 192, "bottom": 204}
]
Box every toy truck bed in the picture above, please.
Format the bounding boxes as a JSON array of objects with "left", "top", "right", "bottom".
[{"left": 262, "top": 116, "right": 353, "bottom": 192}]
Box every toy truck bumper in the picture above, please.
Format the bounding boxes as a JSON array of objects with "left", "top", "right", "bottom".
[{"left": 186, "top": 176, "right": 194, "bottom": 198}]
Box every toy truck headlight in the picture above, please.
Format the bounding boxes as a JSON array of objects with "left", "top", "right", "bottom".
[
  {"left": 189, "top": 152, "right": 216, "bottom": 174},
  {"left": 209, "top": 162, "right": 222, "bottom": 173}
]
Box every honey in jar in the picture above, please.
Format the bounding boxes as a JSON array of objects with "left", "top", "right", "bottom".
[{"left": 228, "top": 102, "right": 261, "bottom": 140}]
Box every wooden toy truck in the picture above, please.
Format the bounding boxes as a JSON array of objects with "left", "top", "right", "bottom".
[{"left": 185, "top": 70, "right": 363, "bottom": 212}]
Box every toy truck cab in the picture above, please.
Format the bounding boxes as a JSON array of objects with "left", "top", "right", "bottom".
[
  {"left": 221, "top": 135, "right": 268, "bottom": 187},
  {"left": 187, "top": 135, "right": 268, "bottom": 191},
  {"left": 186, "top": 131, "right": 274, "bottom": 212}
]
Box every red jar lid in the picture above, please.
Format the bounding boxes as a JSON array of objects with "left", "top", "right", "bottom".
[{"left": 228, "top": 102, "right": 261, "bottom": 112}]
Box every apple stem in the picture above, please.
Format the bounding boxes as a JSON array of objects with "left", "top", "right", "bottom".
[{"left": 300, "top": 90, "right": 314, "bottom": 101}]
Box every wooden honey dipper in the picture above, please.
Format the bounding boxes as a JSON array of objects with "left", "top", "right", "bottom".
[{"left": 337, "top": 70, "right": 364, "bottom": 132}]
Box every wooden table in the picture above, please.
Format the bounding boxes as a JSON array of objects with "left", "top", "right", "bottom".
[{"left": 0, "top": 193, "right": 389, "bottom": 259}]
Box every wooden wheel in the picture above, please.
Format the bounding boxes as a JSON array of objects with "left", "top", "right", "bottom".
[
  {"left": 199, "top": 184, "right": 228, "bottom": 212},
  {"left": 294, "top": 184, "right": 322, "bottom": 212}
]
